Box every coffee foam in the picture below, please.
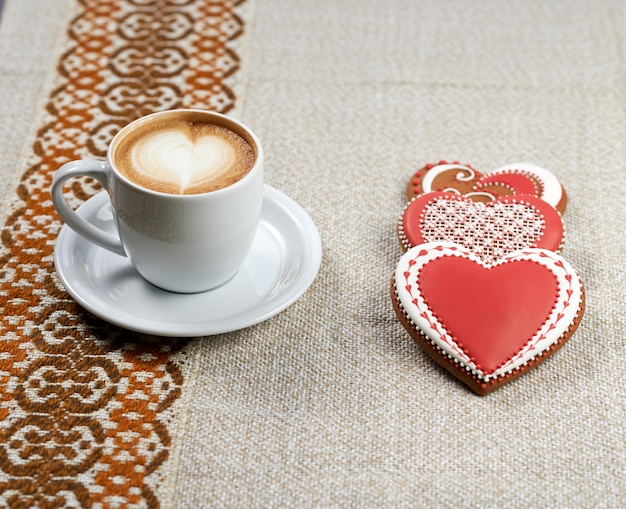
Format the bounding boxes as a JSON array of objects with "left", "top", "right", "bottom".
[{"left": 114, "top": 119, "right": 255, "bottom": 194}]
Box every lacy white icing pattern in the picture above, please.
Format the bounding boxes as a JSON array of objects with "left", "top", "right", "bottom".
[{"left": 419, "top": 197, "right": 545, "bottom": 264}]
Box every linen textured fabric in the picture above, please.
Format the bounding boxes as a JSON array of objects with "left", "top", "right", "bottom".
[{"left": 0, "top": 0, "right": 624, "bottom": 507}]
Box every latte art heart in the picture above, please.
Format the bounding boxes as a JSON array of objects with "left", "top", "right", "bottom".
[
  {"left": 133, "top": 130, "right": 236, "bottom": 193},
  {"left": 115, "top": 120, "right": 255, "bottom": 195}
]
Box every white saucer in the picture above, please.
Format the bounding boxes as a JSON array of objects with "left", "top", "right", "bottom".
[{"left": 54, "top": 186, "right": 322, "bottom": 337}]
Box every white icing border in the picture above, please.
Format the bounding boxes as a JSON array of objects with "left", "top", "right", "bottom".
[
  {"left": 490, "top": 163, "right": 563, "bottom": 209},
  {"left": 394, "top": 242, "right": 582, "bottom": 381}
]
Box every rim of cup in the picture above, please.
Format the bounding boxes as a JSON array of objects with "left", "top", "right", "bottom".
[{"left": 107, "top": 109, "right": 263, "bottom": 199}]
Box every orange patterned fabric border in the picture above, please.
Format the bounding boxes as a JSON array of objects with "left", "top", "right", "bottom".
[{"left": 0, "top": 0, "right": 246, "bottom": 506}]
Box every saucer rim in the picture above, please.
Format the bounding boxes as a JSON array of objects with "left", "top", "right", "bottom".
[{"left": 54, "top": 185, "right": 322, "bottom": 337}]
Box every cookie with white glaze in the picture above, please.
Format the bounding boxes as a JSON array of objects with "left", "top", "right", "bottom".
[
  {"left": 406, "top": 161, "right": 568, "bottom": 214},
  {"left": 391, "top": 242, "right": 585, "bottom": 395},
  {"left": 398, "top": 191, "right": 565, "bottom": 264}
]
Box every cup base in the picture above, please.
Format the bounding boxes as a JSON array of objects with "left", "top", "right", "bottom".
[
  {"left": 53, "top": 187, "right": 322, "bottom": 336},
  {"left": 144, "top": 269, "right": 240, "bottom": 295}
]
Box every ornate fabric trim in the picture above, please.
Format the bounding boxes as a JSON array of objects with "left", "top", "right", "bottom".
[{"left": 0, "top": 0, "right": 247, "bottom": 506}]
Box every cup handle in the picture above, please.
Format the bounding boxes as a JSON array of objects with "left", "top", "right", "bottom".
[{"left": 51, "top": 160, "right": 127, "bottom": 257}]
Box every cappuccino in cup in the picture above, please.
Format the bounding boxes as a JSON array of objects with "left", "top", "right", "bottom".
[
  {"left": 51, "top": 109, "right": 264, "bottom": 293},
  {"left": 113, "top": 112, "right": 256, "bottom": 195}
]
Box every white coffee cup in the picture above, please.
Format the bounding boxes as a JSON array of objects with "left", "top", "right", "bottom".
[{"left": 51, "top": 109, "right": 264, "bottom": 293}]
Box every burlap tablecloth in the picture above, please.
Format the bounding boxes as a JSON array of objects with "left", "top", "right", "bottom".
[{"left": 0, "top": 0, "right": 624, "bottom": 507}]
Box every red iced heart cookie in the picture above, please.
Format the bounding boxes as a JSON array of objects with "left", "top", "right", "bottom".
[
  {"left": 398, "top": 191, "right": 564, "bottom": 264},
  {"left": 406, "top": 161, "right": 567, "bottom": 214},
  {"left": 391, "top": 242, "right": 584, "bottom": 395}
]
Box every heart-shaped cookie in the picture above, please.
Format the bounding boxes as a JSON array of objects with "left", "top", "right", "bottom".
[
  {"left": 398, "top": 191, "right": 564, "bottom": 264},
  {"left": 406, "top": 161, "right": 567, "bottom": 214},
  {"left": 391, "top": 242, "right": 584, "bottom": 395}
]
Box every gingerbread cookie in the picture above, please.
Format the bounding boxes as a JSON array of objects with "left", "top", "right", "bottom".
[
  {"left": 398, "top": 191, "right": 564, "bottom": 264},
  {"left": 391, "top": 242, "right": 585, "bottom": 395},
  {"left": 406, "top": 161, "right": 567, "bottom": 214}
]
